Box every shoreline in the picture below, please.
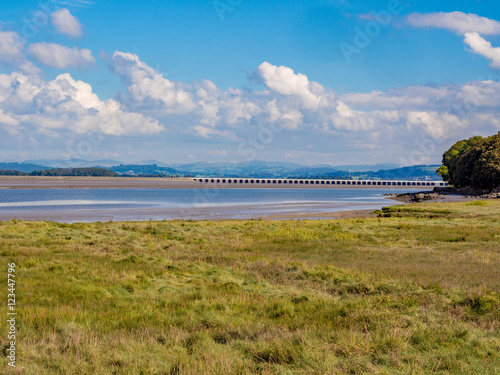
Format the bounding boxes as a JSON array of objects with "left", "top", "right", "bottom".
[
  {"left": 0, "top": 203, "right": 388, "bottom": 222},
  {"left": 260, "top": 208, "right": 378, "bottom": 220},
  {"left": 385, "top": 186, "right": 500, "bottom": 203}
]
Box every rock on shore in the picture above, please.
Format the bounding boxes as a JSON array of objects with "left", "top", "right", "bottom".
[
  {"left": 384, "top": 192, "right": 442, "bottom": 203},
  {"left": 385, "top": 186, "right": 500, "bottom": 203},
  {"left": 434, "top": 186, "right": 500, "bottom": 199}
]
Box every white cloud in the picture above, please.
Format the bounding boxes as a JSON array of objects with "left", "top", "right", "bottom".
[
  {"left": 281, "top": 110, "right": 303, "bottom": 130},
  {"left": 464, "top": 32, "right": 500, "bottom": 69},
  {"left": 2, "top": 49, "right": 500, "bottom": 163},
  {"left": 0, "top": 31, "right": 24, "bottom": 65},
  {"left": 407, "top": 13, "right": 500, "bottom": 70},
  {"left": 219, "top": 88, "right": 260, "bottom": 125},
  {"left": 108, "top": 55, "right": 500, "bottom": 148},
  {"left": 112, "top": 51, "right": 196, "bottom": 114},
  {"left": 0, "top": 30, "right": 40, "bottom": 76},
  {"left": 407, "top": 12, "right": 500, "bottom": 35},
  {"left": 0, "top": 72, "right": 162, "bottom": 136},
  {"left": 330, "top": 101, "right": 399, "bottom": 132},
  {"left": 341, "top": 86, "right": 449, "bottom": 110},
  {"left": 406, "top": 111, "right": 469, "bottom": 139},
  {"left": 111, "top": 51, "right": 264, "bottom": 133},
  {"left": 0, "top": 109, "right": 19, "bottom": 127},
  {"left": 192, "top": 125, "right": 238, "bottom": 141},
  {"left": 255, "top": 62, "right": 322, "bottom": 110},
  {"left": 28, "top": 43, "right": 95, "bottom": 69},
  {"left": 51, "top": 9, "right": 83, "bottom": 37}
]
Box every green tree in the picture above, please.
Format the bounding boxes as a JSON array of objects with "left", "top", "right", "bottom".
[
  {"left": 438, "top": 132, "right": 500, "bottom": 189},
  {"left": 436, "top": 165, "right": 449, "bottom": 181}
]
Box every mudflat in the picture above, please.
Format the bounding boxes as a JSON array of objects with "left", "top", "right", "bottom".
[
  {"left": 0, "top": 176, "right": 198, "bottom": 189},
  {"left": 0, "top": 176, "right": 436, "bottom": 190}
]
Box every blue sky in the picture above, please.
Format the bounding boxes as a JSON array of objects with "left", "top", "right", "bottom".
[{"left": 0, "top": 0, "right": 500, "bottom": 165}]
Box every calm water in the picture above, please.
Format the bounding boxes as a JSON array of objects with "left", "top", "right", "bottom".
[{"left": 0, "top": 188, "right": 426, "bottom": 222}]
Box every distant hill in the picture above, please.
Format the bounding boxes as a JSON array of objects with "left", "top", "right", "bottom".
[
  {"left": 173, "top": 161, "right": 343, "bottom": 178},
  {"left": 365, "top": 165, "right": 441, "bottom": 180},
  {"left": 0, "top": 162, "right": 51, "bottom": 173},
  {"left": 134, "top": 160, "right": 171, "bottom": 167},
  {"left": 172, "top": 162, "right": 439, "bottom": 180},
  {"left": 332, "top": 163, "right": 401, "bottom": 172},
  {"left": 2, "top": 159, "right": 442, "bottom": 180},
  {"left": 23, "top": 159, "right": 86, "bottom": 168},
  {"left": 110, "top": 164, "right": 180, "bottom": 177},
  {"left": 23, "top": 159, "right": 123, "bottom": 168},
  {"left": 0, "top": 167, "right": 118, "bottom": 177}
]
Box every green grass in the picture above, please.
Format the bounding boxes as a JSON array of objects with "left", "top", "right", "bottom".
[{"left": 1, "top": 201, "right": 500, "bottom": 374}]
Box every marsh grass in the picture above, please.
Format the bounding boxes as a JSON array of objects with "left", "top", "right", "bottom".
[{"left": 0, "top": 201, "right": 499, "bottom": 373}]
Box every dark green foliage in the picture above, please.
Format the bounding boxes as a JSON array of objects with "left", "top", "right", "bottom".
[
  {"left": 436, "top": 165, "right": 449, "bottom": 181},
  {"left": 472, "top": 133, "right": 500, "bottom": 188},
  {"left": 438, "top": 132, "right": 500, "bottom": 189},
  {"left": 30, "top": 167, "right": 118, "bottom": 177},
  {"left": 0, "top": 169, "right": 28, "bottom": 176}
]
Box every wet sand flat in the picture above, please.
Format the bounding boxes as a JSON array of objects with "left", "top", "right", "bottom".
[
  {"left": 0, "top": 176, "right": 431, "bottom": 190},
  {"left": 0, "top": 176, "right": 199, "bottom": 189},
  {"left": 0, "top": 193, "right": 472, "bottom": 223}
]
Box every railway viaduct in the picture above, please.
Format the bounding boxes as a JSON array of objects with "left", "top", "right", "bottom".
[{"left": 193, "top": 178, "right": 448, "bottom": 188}]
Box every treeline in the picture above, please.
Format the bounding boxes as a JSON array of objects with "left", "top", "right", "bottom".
[
  {"left": 437, "top": 132, "right": 500, "bottom": 189},
  {"left": 0, "top": 170, "right": 28, "bottom": 176},
  {"left": 0, "top": 167, "right": 118, "bottom": 177}
]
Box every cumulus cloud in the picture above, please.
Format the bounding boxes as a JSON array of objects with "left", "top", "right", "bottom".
[
  {"left": 28, "top": 43, "right": 95, "bottom": 69},
  {"left": 51, "top": 9, "right": 83, "bottom": 37},
  {"left": 106, "top": 54, "right": 500, "bottom": 149},
  {"left": 110, "top": 51, "right": 264, "bottom": 134},
  {"left": 407, "top": 11, "right": 500, "bottom": 35},
  {"left": 255, "top": 62, "right": 322, "bottom": 110},
  {"left": 0, "top": 71, "right": 162, "bottom": 136},
  {"left": 1, "top": 47, "right": 499, "bottom": 163},
  {"left": 112, "top": 51, "right": 196, "bottom": 114},
  {"left": 330, "top": 101, "right": 399, "bottom": 132},
  {"left": 0, "top": 30, "right": 40, "bottom": 76},
  {"left": 464, "top": 32, "right": 500, "bottom": 69},
  {"left": 406, "top": 111, "right": 469, "bottom": 139},
  {"left": 0, "top": 31, "right": 24, "bottom": 65},
  {"left": 192, "top": 125, "right": 238, "bottom": 140}
]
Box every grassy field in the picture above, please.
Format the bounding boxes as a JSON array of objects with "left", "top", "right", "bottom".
[{"left": 0, "top": 201, "right": 499, "bottom": 374}]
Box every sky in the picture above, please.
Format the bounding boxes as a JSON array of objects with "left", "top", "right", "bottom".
[{"left": 0, "top": 0, "right": 500, "bottom": 165}]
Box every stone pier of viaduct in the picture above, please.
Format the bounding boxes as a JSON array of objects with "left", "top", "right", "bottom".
[{"left": 193, "top": 178, "right": 448, "bottom": 188}]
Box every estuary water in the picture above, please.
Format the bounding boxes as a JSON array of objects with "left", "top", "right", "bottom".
[{"left": 0, "top": 188, "right": 427, "bottom": 222}]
